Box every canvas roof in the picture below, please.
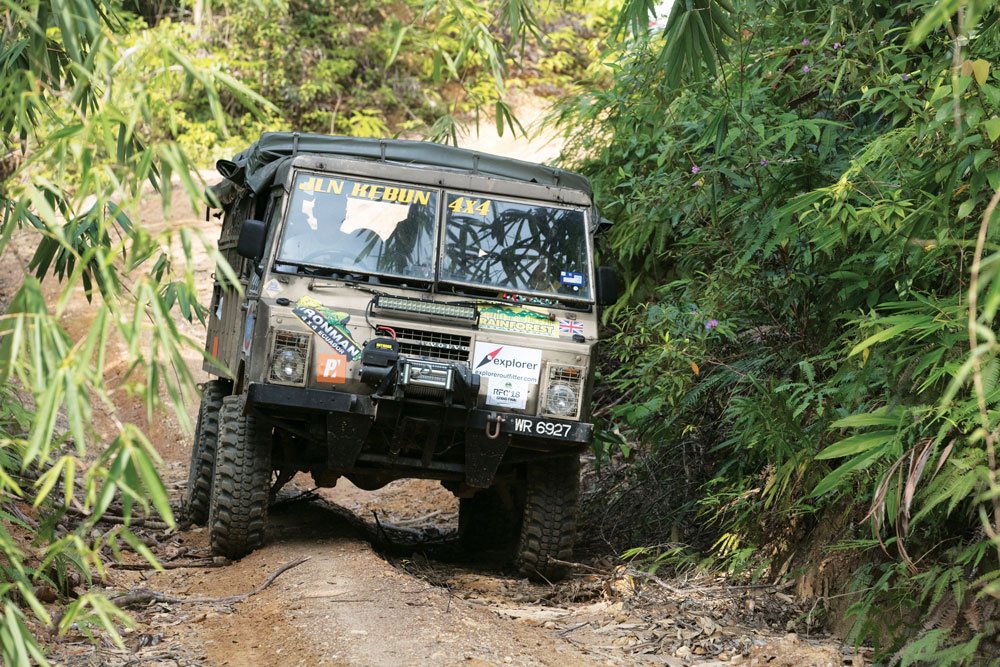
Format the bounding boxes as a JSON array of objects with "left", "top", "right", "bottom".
[{"left": 215, "top": 132, "right": 592, "bottom": 198}]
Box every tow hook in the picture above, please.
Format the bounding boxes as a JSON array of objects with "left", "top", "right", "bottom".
[{"left": 485, "top": 412, "right": 506, "bottom": 440}]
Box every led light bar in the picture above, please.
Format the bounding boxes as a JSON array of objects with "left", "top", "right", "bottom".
[{"left": 374, "top": 295, "right": 477, "bottom": 321}]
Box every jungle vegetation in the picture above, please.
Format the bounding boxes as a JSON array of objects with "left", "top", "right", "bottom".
[
  {"left": 568, "top": 0, "right": 1000, "bottom": 662},
  {"left": 2, "top": 0, "right": 1000, "bottom": 664}
]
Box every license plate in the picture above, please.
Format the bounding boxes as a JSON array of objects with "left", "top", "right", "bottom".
[
  {"left": 469, "top": 411, "right": 593, "bottom": 443},
  {"left": 510, "top": 416, "right": 576, "bottom": 438}
]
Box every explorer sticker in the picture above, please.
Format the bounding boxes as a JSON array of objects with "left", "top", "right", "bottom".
[
  {"left": 293, "top": 296, "right": 361, "bottom": 360},
  {"left": 473, "top": 343, "right": 542, "bottom": 384},
  {"left": 478, "top": 305, "right": 558, "bottom": 338}
]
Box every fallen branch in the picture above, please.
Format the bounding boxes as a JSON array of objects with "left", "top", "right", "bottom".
[
  {"left": 109, "top": 556, "right": 310, "bottom": 609},
  {"left": 110, "top": 559, "right": 227, "bottom": 571},
  {"left": 392, "top": 510, "right": 445, "bottom": 527},
  {"left": 65, "top": 507, "right": 171, "bottom": 530},
  {"left": 546, "top": 557, "right": 607, "bottom": 574},
  {"left": 626, "top": 568, "right": 793, "bottom": 595},
  {"left": 271, "top": 488, "right": 319, "bottom": 507}
]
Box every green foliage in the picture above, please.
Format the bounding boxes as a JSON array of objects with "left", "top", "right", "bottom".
[
  {"left": 564, "top": 0, "right": 1000, "bottom": 660},
  {"left": 0, "top": 0, "right": 249, "bottom": 662},
  {"left": 0, "top": 1, "right": 613, "bottom": 661},
  {"left": 118, "top": 0, "right": 619, "bottom": 156}
]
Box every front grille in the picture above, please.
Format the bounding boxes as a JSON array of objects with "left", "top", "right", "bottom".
[{"left": 394, "top": 326, "right": 471, "bottom": 362}]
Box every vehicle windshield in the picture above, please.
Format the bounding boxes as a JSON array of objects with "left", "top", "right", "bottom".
[
  {"left": 440, "top": 193, "right": 591, "bottom": 300},
  {"left": 276, "top": 172, "right": 438, "bottom": 280}
]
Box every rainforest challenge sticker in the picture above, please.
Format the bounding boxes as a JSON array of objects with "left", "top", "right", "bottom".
[
  {"left": 292, "top": 296, "right": 361, "bottom": 360},
  {"left": 478, "top": 305, "right": 558, "bottom": 338},
  {"left": 485, "top": 379, "right": 529, "bottom": 409}
]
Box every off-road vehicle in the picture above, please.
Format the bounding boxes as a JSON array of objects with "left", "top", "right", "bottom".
[{"left": 185, "top": 133, "right": 616, "bottom": 580}]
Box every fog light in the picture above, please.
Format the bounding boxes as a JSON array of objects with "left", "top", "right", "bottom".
[
  {"left": 541, "top": 364, "right": 584, "bottom": 418},
  {"left": 268, "top": 329, "right": 310, "bottom": 385},
  {"left": 273, "top": 349, "right": 304, "bottom": 380},
  {"left": 545, "top": 383, "right": 577, "bottom": 417}
]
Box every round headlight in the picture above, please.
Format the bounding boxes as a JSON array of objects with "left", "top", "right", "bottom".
[
  {"left": 546, "top": 383, "right": 577, "bottom": 417},
  {"left": 271, "top": 348, "right": 304, "bottom": 381}
]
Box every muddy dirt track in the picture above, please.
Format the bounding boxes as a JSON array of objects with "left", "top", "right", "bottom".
[{"left": 7, "top": 109, "right": 863, "bottom": 666}]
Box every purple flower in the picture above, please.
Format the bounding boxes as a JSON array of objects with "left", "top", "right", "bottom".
[
  {"left": 833, "top": 42, "right": 841, "bottom": 50},
  {"left": 691, "top": 164, "right": 701, "bottom": 174},
  {"left": 901, "top": 73, "right": 910, "bottom": 82},
  {"left": 801, "top": 38, "right": 810, "bottom": 46},
  {"left": 802, "top": 64, "right": 811, "bottom": 73},
  {"left": 759, "top": 158, "right": 769, "bottom": 167},
  {"left": 705, "top": 319, "right": 719, "bottom": 331}
]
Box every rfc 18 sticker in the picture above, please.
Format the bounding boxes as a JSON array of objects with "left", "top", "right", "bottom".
[
  {"left": 473, "top": 343, "right": 542, "bottom": 384},
  {"left": 486, "top": 379, "right": 529, "bottom": 409},
  {"left": 293, "top": 296, "right": 361, "bottom": 360}
]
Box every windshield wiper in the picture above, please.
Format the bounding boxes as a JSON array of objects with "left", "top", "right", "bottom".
[
  {"left": 292, "top": 265, "right": 357, "bottom": 280},
  {"left": 286, "top": 263, "right": 433, "bottom": 292}
]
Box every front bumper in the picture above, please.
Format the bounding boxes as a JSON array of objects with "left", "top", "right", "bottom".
[{"left": 246, "top": 382, "right": 592, "bottom": 486}]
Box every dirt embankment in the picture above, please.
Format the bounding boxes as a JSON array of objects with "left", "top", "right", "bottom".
[{"left": 17, "top": 105, "right": 861, "bottom": 666}]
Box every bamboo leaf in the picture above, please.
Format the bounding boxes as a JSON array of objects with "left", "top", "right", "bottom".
[{"left": 815, "top": 430, "right": 898, "bottom": 460}]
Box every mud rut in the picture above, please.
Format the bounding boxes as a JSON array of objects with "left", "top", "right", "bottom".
[{"left": 18, "top": 107, "right": 863, "bottom": 666}]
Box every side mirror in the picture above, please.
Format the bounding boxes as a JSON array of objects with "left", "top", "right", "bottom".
[
  {"left": 236, "top": 218, "right": 267, "bottom": 261},
  {"left": 595, "top": 266, "right": 620, "bottom": 306}
]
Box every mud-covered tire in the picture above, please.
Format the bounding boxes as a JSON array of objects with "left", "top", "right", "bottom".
[
  {"left": 185, "top": 380, "right": 229, "bottom": 525},
  {"left": 458, "top": 488, "right": 518, "bottom": 552},
  {"left": 208, "top": 396, "right": 272, "bottom": 560},
  {"left": 514, "top": 455, "right": 580, "bottom": 582}
]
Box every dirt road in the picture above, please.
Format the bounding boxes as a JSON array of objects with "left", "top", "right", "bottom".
[{"left": 28, "top": 108, "right": 858, "bottom": 666}]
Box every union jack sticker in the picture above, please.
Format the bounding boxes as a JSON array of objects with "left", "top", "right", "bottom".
[{"left": 559, "top": 319, "right": 584, "bottom": 335}]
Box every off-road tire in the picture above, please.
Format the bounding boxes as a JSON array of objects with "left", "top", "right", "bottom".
[
  {"left": 458, "top": 488, "right": 518, "bottom": 552},
  {"left": 209, "top": 396, "right": 272, "bottom": 559},
  {"left": 184, "top": 380, "right": 229, "bottom": 525},
  {"left": 513, "top": 455, "right": 580, "bottom": 582}
]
